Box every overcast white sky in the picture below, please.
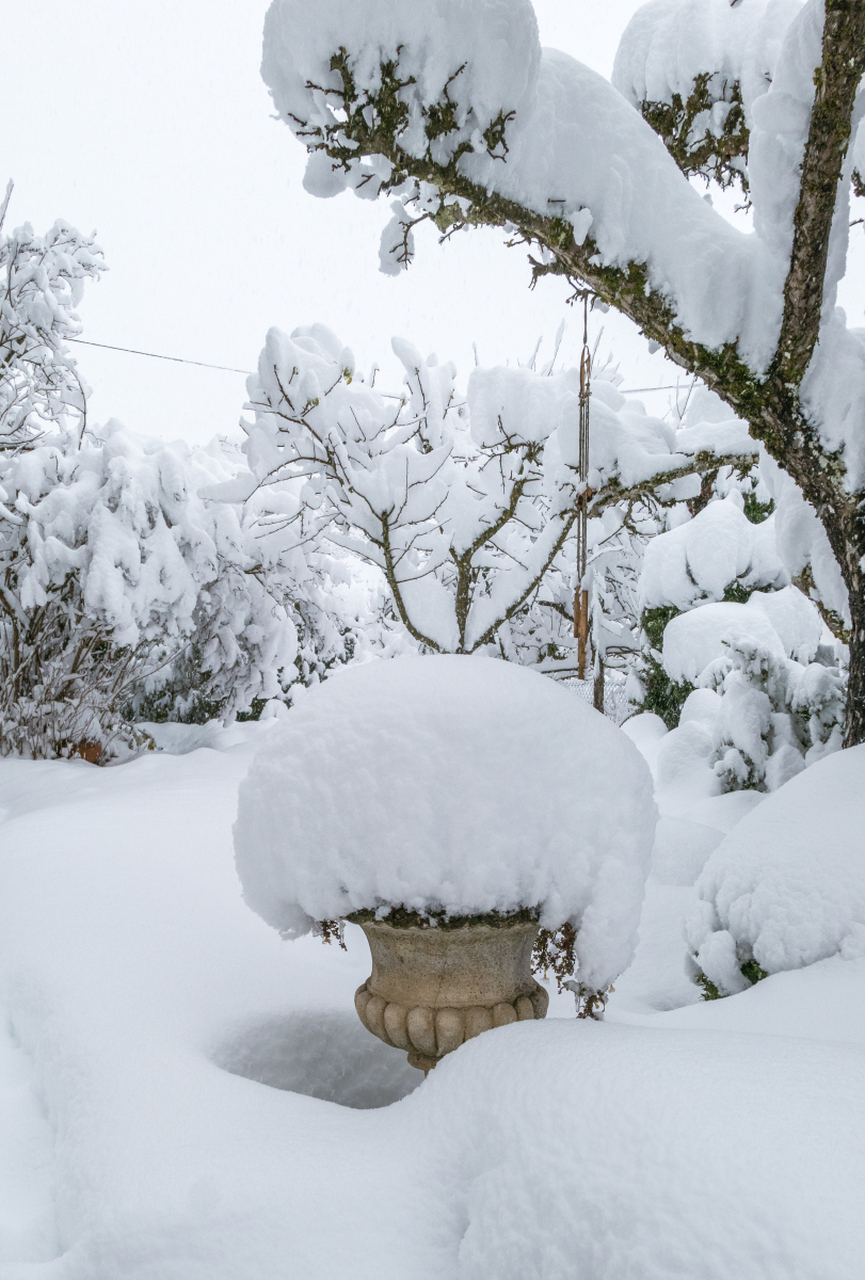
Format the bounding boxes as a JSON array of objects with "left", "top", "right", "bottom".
[{"left": 3, "top": 2, "right": 863, "bottom": 444}]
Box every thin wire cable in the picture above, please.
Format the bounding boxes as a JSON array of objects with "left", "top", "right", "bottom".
[
  {"left": 67, "top": 337, "right": 695, "bottom": 396},
  {"left": 67, "top": 338, "right": 253, "bottom": 376},
  {"left": 619, "top": 382, "right": 696, "bottom": 393}
]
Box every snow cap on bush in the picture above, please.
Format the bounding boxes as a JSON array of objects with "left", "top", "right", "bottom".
[
  {"left": 687, "top": 744, "right": 865, "bottom": 995},
  {"left": 661, "top": 601, "right": 785, "bottom": 686},
  {"left": 234, "top": 655, "right": 656, "bottom": 992},
  {"left": 654, "top": 583, "right": 842, "bottom": 797}
]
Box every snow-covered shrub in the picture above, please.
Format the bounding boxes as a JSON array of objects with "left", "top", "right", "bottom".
[
  {"left": 632, "top": 460, "right": 847, "bottom": 795},
  {"left": 635, "top": 494, "right": 788, "bottom": 727},
  {"left": 655, "top": 586, "right": 844, "bottom": 797},
  {"left": 234, "top": 655, "right": 657, "bottom": 1000},
  {"left": 640, "top": 496, "right": 786, "bottom": 613},
  {"left": 694, "top": 620, "right": 843, "bottom": 794},
  {"left": 687, "top": 744, "right": 865, "bottom": 997},
  {"left": 0, "top": 423, "right": 300, "bottom": 759}
]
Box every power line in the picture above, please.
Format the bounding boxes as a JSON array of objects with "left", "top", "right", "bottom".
[
  {"left": 67, "top": 337, "right": 695, "bottom": 396},
  {"left": 67, "top": 337, "right": 253, "bottom": 376},
  {"left": 619, "top": 383, "right": 695, "bottom": 393}
]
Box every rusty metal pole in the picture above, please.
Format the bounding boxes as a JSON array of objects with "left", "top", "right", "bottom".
[{"left": 574, "top": 295, "right": 591, "bottom": 680}]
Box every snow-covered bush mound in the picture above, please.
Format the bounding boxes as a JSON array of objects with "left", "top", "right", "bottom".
[
  {"left": 637, "top": 490, "right": 845, "bottom": 796},
  {"left": 234, "top": 655, "right": 656, "bottom": 992},
  {"left": 687, "top": 744, "right": 865, "bottom": 995},
  {"left": 661, "top": 588, "right": 823, "bottom": 685}
]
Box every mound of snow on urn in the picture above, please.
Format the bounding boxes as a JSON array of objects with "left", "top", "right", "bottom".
[{"left": 233, "top": 655, "right": 656, "bottom": 994}]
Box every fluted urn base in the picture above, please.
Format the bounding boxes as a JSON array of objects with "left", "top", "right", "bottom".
[{"left": 351, "top": 910, "right": 549, "bottom": 1071}]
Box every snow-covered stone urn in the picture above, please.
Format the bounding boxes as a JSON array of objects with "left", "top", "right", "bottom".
[
  {"left": 352, "top": 908, "right": 549, "bottom": 1071},
  {"left": 233, "top": 655, "right": 656, "bottom": 1073}
]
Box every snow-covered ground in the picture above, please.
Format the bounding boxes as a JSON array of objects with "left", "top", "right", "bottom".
[{"left": 1, "top": 719, "right": 863, "bottom": 1279}]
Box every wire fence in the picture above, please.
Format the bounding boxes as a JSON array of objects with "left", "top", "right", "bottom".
[{"left": 562, "top": 670, "right": 632, "bottom": 725}]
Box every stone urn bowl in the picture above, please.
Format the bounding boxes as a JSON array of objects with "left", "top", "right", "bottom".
[{"left": 350, "top": 908, "right": 549, "bottom": 1072}]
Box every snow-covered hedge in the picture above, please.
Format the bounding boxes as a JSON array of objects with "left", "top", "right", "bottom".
[
  {"left": 687, "top": 744, "right": 865, "bottom": 996},
  {"left": 0, "top": 422, "right": 305, "bottom": 758},
  {"left": 234, "top": 655, "right": 656, "bottom": 994}
]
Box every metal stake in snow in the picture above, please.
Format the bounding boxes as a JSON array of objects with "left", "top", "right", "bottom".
[{"left": 573, "top": 293, "right": 592, "bottom": 679}]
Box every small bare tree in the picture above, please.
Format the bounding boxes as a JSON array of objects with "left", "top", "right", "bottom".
[{"left": 243, "top": 323, "right": 755, "bottom": 665}]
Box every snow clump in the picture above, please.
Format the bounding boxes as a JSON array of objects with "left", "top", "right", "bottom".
[
  {"left": 613, "top": 0, "right": 804, "bottom": 126},
  {"left": 262, "top": 0, "right": 541, "bottom": 183},
  {"left": 640, "top": 496, "right": 786, "bottom": 613},
  {"left": 687, "top": 744, "right": 865, "bottom": 995},
  {"left": 234, "top": 655, "right": 656, "bottom": 993},
  {"left": 661, "top": 595, "right": 806, "bottom": 686}
]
